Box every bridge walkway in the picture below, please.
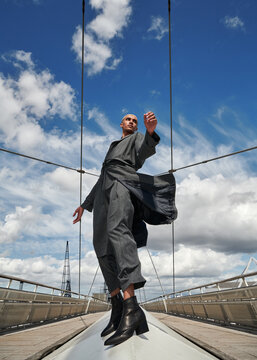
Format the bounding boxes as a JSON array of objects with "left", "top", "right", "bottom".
[
  {"left": 0, "top": 311, "right": 256, "bottom": 360},
  {"left": 151, "top": 312, "right": 257, "bottom": 360},
  {"left": 0, "top": 312, "right": 104, "bottom": 360}
]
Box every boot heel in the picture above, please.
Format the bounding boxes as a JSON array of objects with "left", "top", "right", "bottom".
[{"left": 136, "top": 320, "right": 149, "bottom": 335}]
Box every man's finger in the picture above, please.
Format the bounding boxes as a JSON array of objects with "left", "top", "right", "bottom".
[
  {"left": 73, "top": 215, "right": 81, "bottom": 224},
  {"left": 146, "top": 114, "right": 156, "bottom": 120}
]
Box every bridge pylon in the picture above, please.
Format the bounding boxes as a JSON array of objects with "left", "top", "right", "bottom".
[{"left": 61, "top": 241, "right": 71, "bottom": 297}]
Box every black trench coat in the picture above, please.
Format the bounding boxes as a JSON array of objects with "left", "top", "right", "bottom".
[{"left": 81, "top": 131, "right": 177, "bottom": 257}]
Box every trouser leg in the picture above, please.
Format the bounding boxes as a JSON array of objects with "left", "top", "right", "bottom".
[
  {"left": 98, "top": 254, "right": 121, "bottom": 293},
  {"left": 107, "top": 181, "right": 146, "bottom": 292}
]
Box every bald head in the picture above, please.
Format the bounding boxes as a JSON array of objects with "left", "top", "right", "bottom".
[
  {"left": 120, "top": 113, "right": 138, "bottom": 137},
  {"left": 121, "top": 114, "right": 138, "bottom": 123}
]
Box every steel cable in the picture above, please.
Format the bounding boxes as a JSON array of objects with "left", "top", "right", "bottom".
[{"left": 168, "top": 0, "right": 176, "bottom": 295}]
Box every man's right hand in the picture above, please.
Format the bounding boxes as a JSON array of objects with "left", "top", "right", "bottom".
[
  {"left": 144, "top": 111, "right": 157, "bottom": 136},
  {"left": 73, "top": 206, "right": 84, "bottom": 224}
]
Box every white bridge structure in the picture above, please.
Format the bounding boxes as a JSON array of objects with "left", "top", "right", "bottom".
[{"left": 0, "top": 270, "right": 256, "bottom": 360}]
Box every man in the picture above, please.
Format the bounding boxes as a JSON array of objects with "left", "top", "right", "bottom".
[{"left": 73, "top": 112, "right": 177, "bottom": 346}]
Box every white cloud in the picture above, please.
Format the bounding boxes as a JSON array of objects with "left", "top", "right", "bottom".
[
  {"left": 0, "top": 52, "right": 78, "bottom": 154},
  {"left": 0, "top": 205, "right": 37, "bottom": 244},
  {"left": 147, "top": 16, "right": 168, "bottom": 40},
  {"left": 140, "top": 246, "right": 243, "bottom": 280},
  {"left": 71, "top": 0, "right": 132, "bottom": 75},
  {"left": 210, "top": 106, "right": 255, "bottom": 148},
  {"left": 105, "top": 56, "right": 123, "bottom": 70},
  {"left": 16, "top": 69, "right": 76, "bottom": 119},
  {"left": 72, "top": 29, "right": 113, "bottom": 76},
  {"left": 146, "top": 169, "right": 257, "bottom": 256},
  {"left": 88, "top": 107, "right": 120, "bottom": 138},
  {"left": 175, "top": 173, "right": 257, "bottom": 253},
  {"left": 137, "top": 246, "right": 248, "bottom": 299},
  {"left": 9, "top": 50, "right": 34, "bottom": 68},
  {"left": 0, "top": 252, "right": 103, "bottom": 295},
  {"left": 88, "top": 0, "right": 132, "bottom": 41},
  {"left": 222, "top": 16, "right": 245, "bottom": 31},
  {"left": 0, "top": 246, "right": 245, "bottom": 298}
]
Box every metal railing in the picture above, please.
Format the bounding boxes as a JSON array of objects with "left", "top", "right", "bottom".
[
  {"left": 0, "top": 274, "right": 110, "bottom": 331},
  {"left": 141, "top": 271, "right": 257, "bottom": 330}
]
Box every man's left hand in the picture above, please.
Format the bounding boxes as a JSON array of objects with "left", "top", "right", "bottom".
[{"left": 144, "top": 111, "right": 157, "bottom": 136}]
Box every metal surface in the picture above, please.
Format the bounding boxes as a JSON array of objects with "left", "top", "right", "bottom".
[
  {"left": 141, "top": 272, "right": 257, "bottom": 329},
  {"left": 0, "top": 274, "right": 110, "bottom": 330},
  {"left": 44, "top": 311, "right": 217, "bottom": 360},
  {"left": 143, "top": 271, "right": 257, "bottom": 301}
]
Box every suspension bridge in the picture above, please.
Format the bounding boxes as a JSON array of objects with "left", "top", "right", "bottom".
[
  {"left": 0, "top": 267, "right": 256, "bottom": 359},
  {"left": 1, "top": 0, "right": 257, "bottom": 359}
]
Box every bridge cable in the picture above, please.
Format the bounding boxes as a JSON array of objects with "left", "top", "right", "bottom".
[
  {"left": 78, "top": 0, "right": 86, "bottom": 297},
  {"left": 168, "top": 145, "right": 257, "bottom": 173},
  {"left": 87, "top": 265, "right": 100, "bottom": 297},
  {"left": 0, "top": 147, "right": 99, "bottom": 177},
  {"left": 1, "top": 144, "right": 257, "bottom": 178},
  {"left": 146, "top": 246, "right": 168, "bottom": 312},
  {"left": 168, "top": 0, "right": 176, "bottom": 295}
]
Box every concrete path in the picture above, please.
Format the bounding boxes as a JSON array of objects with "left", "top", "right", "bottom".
[
  {"left": 44, "top": 311, "right": 217, "bottom": 360},
  {"left": 0, "top": 312, "right": 105, "bottom": 360},
  {"left": 150, "top": 312, "right": 257, "bottom": 360},
  {"left": 1, "top": 311, "right": 256, "bottom": 360}
]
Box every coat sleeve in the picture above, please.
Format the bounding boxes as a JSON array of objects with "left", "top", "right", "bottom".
[
  {"left": 135, "top": 131, "right": 160, "bottom": 169},
  {"left": 81, "top": 176, "right": 101, "bottom": 212}
]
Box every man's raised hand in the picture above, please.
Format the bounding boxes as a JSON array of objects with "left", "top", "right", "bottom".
[
  {"left": 144, "top": 111, "right": 157, "bottom": 135},
  {"left": 73, "top": 206, "right": 84, "bottom": 224}
]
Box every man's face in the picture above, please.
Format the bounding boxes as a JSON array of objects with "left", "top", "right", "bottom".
[{"left": 120, "top": 114, "right": 138, "bottom": 135}]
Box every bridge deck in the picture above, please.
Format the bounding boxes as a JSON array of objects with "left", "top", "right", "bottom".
[
  {"left": 0, "top": 312, "right": 104, "bottom": 360},
  {"left": 44, "top": 311, "right": 217, "bottom": 360},
  {"left": 0, "top": 311, "right": 256, "bottom": 360},
  {"left": 151, "top": 312, "right": 257, "bottom": 360}
]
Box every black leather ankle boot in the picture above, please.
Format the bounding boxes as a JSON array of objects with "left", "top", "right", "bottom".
[
  {"left": 101, "top": 292, "right": 123, "bottom": 337},
  {"left": 104, "top": 295, "right": 149, "bottom": 346}
]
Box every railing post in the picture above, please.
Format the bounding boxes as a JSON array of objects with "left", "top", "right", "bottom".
[
  {"left": 86, "top": 299, "right": 91, "bottom": 314},
  {"left": 161, "top": 295, "right": 168, "bottom": 313},
  {"left": 242, "top": 276, "right": 248, "bottom": 287}
]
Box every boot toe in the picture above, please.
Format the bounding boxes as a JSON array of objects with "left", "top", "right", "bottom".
[
  {"left": 104, "top": 332, "right": 132, "bottom": 346},
  {"left": 101, "top": 323, "right": 115, "bottom": 337}
]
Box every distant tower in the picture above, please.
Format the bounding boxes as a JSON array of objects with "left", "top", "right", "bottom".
[{"left": 61, "top": 241, "right": 71, "bottom": 297}]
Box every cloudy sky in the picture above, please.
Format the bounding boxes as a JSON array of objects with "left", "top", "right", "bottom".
[{"left": 0, "top": 0, "right": 257, "bottom": 300}]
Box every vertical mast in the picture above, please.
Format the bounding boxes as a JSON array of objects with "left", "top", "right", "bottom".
[
  {"left": 79, "top": 0, "right": 86, "bottom": 297},
  {"left": 168, "top": 0, "right": 176, "bottom": 295}
]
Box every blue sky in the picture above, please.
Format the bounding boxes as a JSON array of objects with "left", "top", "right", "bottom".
[{"left": 0, "top": 0, "right": 257, "bottom": 298}]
